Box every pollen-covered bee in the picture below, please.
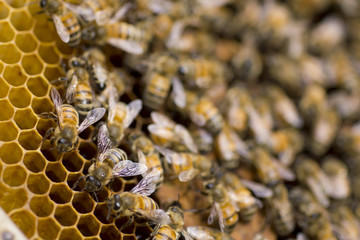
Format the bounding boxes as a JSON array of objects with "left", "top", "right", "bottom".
[
  {"left": 74, "top": 125, "right": 148, "bottom": 195},
  {"left": 106, "top": 87, "right": 142, "bottom": 146},
  {"left": 221, "top": 172, "right": 273, "bottom": 222},
  {"left": 42, "top": 88, "right": 105, "bottom": 153},
  {"left": 187, "top": 226, "right": 232, "bottom": 240},
  {"left": 148, "top": 111, "right": 198, "bottom": 153},
  {"left": 128, "top": 131, "right": 164, "bottom": 189},
  {"left": 155, "top": 146, "right": 213, "bottom": 182},
  {"left": 107, "top": 169, "right": 161, "bottom": 221},
  {"left": 40, "top": 0, "right": 82, "bottom": 47}
]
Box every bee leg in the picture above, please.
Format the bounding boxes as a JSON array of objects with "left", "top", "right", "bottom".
[
  {"left": 51, "top": 77, "right": 69, "bottom": 85},
  {"left": 42, "top": 128, "right": 55, "bottom": 145},
  {"left": 120, "top": 215, "right": 134, "bottom": 231},
  {"left": 72, "top": 175, "right": 86, "bottom": 190},
  {"left": 38, "top": 112, "right": 58, "bottom": 119}
]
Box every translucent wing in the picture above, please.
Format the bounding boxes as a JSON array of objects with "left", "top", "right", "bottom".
[
  {"left": 182, "top": 230, "right": 194, "bottom": 240},
  {"left": 97, "top": 125, "right": 112, "bottom": 162},
  {"left": 50, "top": 87, "right": 63, "bottom": 125},
  {"left": 109, "top": 3, "right": 132, "bottom": 23},
  {"left": 178, "top": 169, "right": 198, "bottom": 182},
  {"left": 64, "top": 2, "right": 94, "bottom": 22},
  {"left": 137, "top": 150, "right": 149, "bottom": 177},
  {"left": 65, "top": 75, "right": 78, "bottom": 104},
  {"left": 189, "top": 109, "right": 207, "bottom": 127},
  {"left": 318, "top": 171, "right": 334, "bottom": 197},
  {"left": 92, "top": 63, "right": 108, "bottom": 84},
  {"left": 124, "top": 100, "right": 142, "bottom": 128},
  {"left": 197, "top": 0, "right": 233, "bottom": 8},
  {"left": 131, "top": 169, "right": 161, "bottom": 196},
  {"left": 171, "top": 77, "right": 186, "bottom": 109},
  {"left": 166, "top": 20, "right": 184, "bottom": 49},
  {"left": 229, "top": 127, "right": 249, "bottom": 158},
  {"left": 107, "top": 38, "right": 145, "bottom": 55},
  {"left": 151, "top": 112, "right": 176, "bottom": 128},
  {"left": 52, "top": 15, "right": 70, "bottom": 43},
  {"left": 241, "top": 179, "right": 273, "bottom": 198},
  {"left": 187, "top": 226, "right": 215, "bottom": 240},
  {"left": 147, "top": 0, "right": 173, "bottom": 14},
  {"left": 273, "top": 159, "right": 296, "bottom": 181},
  {"left": 107, "top": 86, "right": 118, "bottom": 122},
  {"left": 148, "top": 124, "right": 175, "bottom": 141},
  {"left": 175, "top": 125, "right": 198, "bottom": 153},
  {"left": 77, "top": 108, "right": 106, "bottom": 133},
  {"left": 155, "top": 146, "right": 186, "bottom": 165},
  {"left": 306, "top": 177, "right": 329, "bottom": 207},
  {"left": 327, "top": 173, "right": 350, "bottom": 199},
  {"left": 112, "top": 160, "right": 148, "bottom": 178},
  {"left": 207, "top": 203, "right": 218, "bottom": 225},
  {"left": 95, "top": 8, "right": 114, "bottom": 26},
  {"left": 143, "top": 209, "right": 171, "bottom": 225},
  {"left": 296, "top": 233, "right": 308, "bottom": 240}
]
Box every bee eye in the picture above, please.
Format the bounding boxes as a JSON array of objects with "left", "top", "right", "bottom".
[
  {"left": 178, "top": 66, "right": 186, "bottom": 76},
  {"left": 205, "top": 183, "right": 214, "bottom": 189},
  {"left": 40, "top": 0, "right": 47, "bottom": 8},
  {"left": 57, "top": 138, "right": 67, "bottom": 144},
  {"left": 114, "top": 202, "right": 121, "bottom": 210}
]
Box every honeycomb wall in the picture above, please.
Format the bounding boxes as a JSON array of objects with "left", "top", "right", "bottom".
[{"left": 0, "top": 1, "right": 152, "bottom": 239}]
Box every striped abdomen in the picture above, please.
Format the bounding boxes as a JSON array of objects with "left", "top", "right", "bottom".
[
  {"left": 144, "top": 153, "right": 164, "bottom": 188},
  {"left": 133, "top": 195, "right": 159, "bottom": 215},
  {"left": 219, "top": 200, "right": 239, "bottom": 231},
  {"left": 195, "top": 99, "right": 224, "bottom": 134},
  {"left": 106, "top": 22, "right": 145, "bottom": 42},
  {"left": 60, "top": 104, "right": 79, "bottom": 128},
  {"left": 104, "top": 148, "right": 128, "bottom": 167},
  {"left": 143, "top": 73, "right": 171, "bottom": 110},
  {"left": 170, "top": 153, "right": 194, "bottom": 175},
  {"left": 74, "top": 82, "right": 93, "bottom": 116},
  {"left": 84, "top": 0, "right": 108, "bottom": 14},
  {"left": 153, "top": 225, "right": 177, "bottom": 240},
  {"left": 272, "top": 210, "right": 295, "bottom": 236},
  {"left": 60, "top": 10, "right": 81, "bottom": 47}
]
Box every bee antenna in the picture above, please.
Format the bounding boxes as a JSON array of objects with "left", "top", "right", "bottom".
[
  {"left": 72, "top": 175, "right": 85, "bottom": 190},
  {"left": 93, "top": 191, "right": 99, "bottom": 202},
  {"left": 106, "top": 208, "right": 112, "bottom": 221},
  {"left": 25, "top": 1, "right": 38, "bottom": 5}
]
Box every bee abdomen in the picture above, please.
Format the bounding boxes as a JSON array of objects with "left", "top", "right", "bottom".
[
  {"left": 221, "top": 202, "right": 239, "bottom": 230},
  {"left": 61, "top": 11, "right": 81, "bottom": 47},
  {"left": 143, "top": 74, "right": 171, "bottom": 110},
  {"left": 153, "top": 225, "right": 177, "bottom": 240},
  {"left": 239, "top": 204, "right": 257, "bottom": 222},
  {"left": 74, "top": 84, "right": 93, "bottom": 116},
  {"left": 106, "top": 148, "right": 128, "bottom": 166},
  {"left": 60, "top": 104, "right": 79, "bottom": 127}
]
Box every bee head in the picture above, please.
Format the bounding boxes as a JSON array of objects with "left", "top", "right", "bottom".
[
  {"left": 69, "top": 57, "right": 86, "bottom": 68},
  {"left": 40, "top": 0, "right": 60, "bottom": 13},
  {"left": 178, "top": 65, "right": 187, "bottom": 76},
  {"left": 84, "top": 175, "right": 102, "bottom": 192},
  {"left": 109, "top": 194, "right": 121, "bottom": 211},
  {"left": 39, "top": 0, "right": 47, "bottom": 8},
  {"left": 56, "top": 137, "right": 73, "bottom": 153}
]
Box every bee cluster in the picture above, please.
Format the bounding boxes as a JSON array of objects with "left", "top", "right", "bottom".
[{"left": 2, "top": 0, "right": 360, "bottom": 239}]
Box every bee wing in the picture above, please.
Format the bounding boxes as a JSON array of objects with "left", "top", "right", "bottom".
[
  {"left": 207, "top": 203, "right": 218, "bottom": 225},
  {"left": 112, "top": 160, "right": 148, "bottom": 178},
  {"left": 107, "top": 86, "right": 118, "bottom": 122},
  {"left": 131, "top": 169, "right": 161, "bottom": 196},
  {"left": 178, "top": 169, "right": 198, "bottom": 182},
  {"left": 166, "top": 20, "right": 184, "bottom": 49},
  {"left": 296, "top": 233, "right": 308, "bottom": 240},
  {"left": 155, "top": 146, "right": 186, "bottom": 165},
  {"left": 147, "top": 0, "right": 173, "bottom": 14},
  {"left": 189, "top": 110, "right": 207, "bottom": 127},
  {"left": 52, "top": 15, "right": 70, "bottom": 43},
  {"left": 327, "top": 174, "right": 350, "bottom": 199},
  {"left": 145, "top": 209, "right": 171, "bottom": 225},
  {"left": 182, "top": 230, "right": 194, "bottom": 240},
  {"left": 272, "top": 159, "right": 296, "bottom": 181},
  {"left": 95, "top": 8, "right": 114, "bottom": 26},
  {"left": 77, "top": 108, "right": 106, "bottom": 133},
  {"left": 214, "top": 203, "right": 226, "bottom": 233},
  {"left": 241, "top": 179, "right": 273, "bottom": 198},
  {"left": 148, "top": 124, "right": 175, "bottom": 141},
  {"left": 65, "top": 75, "right": 78, "bottom": 104},
  {"left": 124, "top": 99, "right": 142, "bottom": 128},
  {"left": 228, "top": 127, "right": 249, "bottom": 158},
  {"left": 186, "top": 227, "right": 215, "bottom": 240},
  {"left": 106, "top": 38, "right": 145, "bottom": 55},
  {"left": 97, "top": 125, "right": 112, "bottom": 162},
  {"left": 50, "top": 87, "right": 63, "bottom": 125},
  {"left": 93, "top": 63, "right": 108, "bottom": 84},
  {"left": 137, "top": 150, "right": 150, "bottom": 177},
  {"left": 109, "top": 3, "right": 132, "bottom": 23},
  {"left": 196, "top": 0, "right": 233, "bottom": 8},
  {"left": 64, "top": 2, "right": 94, "bottom": 22},
  {"left": 175, "top": 125, "right": 198, "bottom": 153},
  {"left": 318, "top": 171, "right": 335, "bottom": 197},
  {"left": 151, "top": 112, "right": 176, "bottom": 128},
  {"left": 171, "top": 77, "right": 186, "bottom": 109},
  {"left": 306, "top": 177, "right": 329, "bottom": 207}
]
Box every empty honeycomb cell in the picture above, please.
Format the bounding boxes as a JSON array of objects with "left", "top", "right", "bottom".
[
  {"left": 78, "top": 142, "right": 97, "bottom": 160},
  {"left": 135, "top": 225, "right": 152, "bottom": 240},
  {"left": 62, "top": 152, "right": 84, "bottom": 172},
  {"left": 36, "top": 118, "right": 56, "bottom": 137},
  {"left": 0, "top": 22, "right": 15, "bottom": 42},
  {"left": 15, "top": 33, "right": 38, "bottom": 53},
  {"left": 27, "top": 76, "right": 49, "bottom": 97},
  {"left": 78, "top": 126, "right": 93, "bottom": 140},
  {"left": 39, "top": 45, "right": 59, "bottom": 64},
  {"left": 8, "top": 87, "right": 31, "bottom": 108},
  {"left": 90, "top": 187, "right": 109, "bottom": 203},
  {"left": 29, "top": 195, "right": 54, "bottom": 217},
  {"left": 0, "top": 2, "right": 9, "bottom": 19},
  {"left": 21, "top": 54, "right": 44, "bottom": 75},
  {"left": 0, "top": 77, "right": 10, "bottom": 98},
  {"left": 23, "top": 151, "right": 46, "bottom": 173},
  {"left": 2, "top": 165, "right": 27, "bottom": 187},
  {"left": 109, "top": 178, "right": 124, "bottom": 192},
  {"left": 0, "top": 121, "right": 18, "bottom": 141},
  {"left": 49, "top": 183, "right": 73, "bottom": 204},
  {"left": 32, "top": 97, "right": 53, "bottom": 114},
  {"left": 54, "top": 205, "right": 78, "bottom": 226},
  {"left": 0, "top": 44, "right": 21, "bottom": 63},
  {"left": 0, "top": 185, "right": 27, "bottom": 213},
  {"left": 14, "top": 108, "right": 38, "bottom": 129},
  {"left": 77, "top": 214, "right": 101, "bottom": 237},
  {"left": 6, "top": 0, "right": 26, "bottom": 8},
  {"left": 3, "top": 65, "right": 27, "bottom": 86},
  {"left": 0, "top": 99, "right": 14, "bottom": 121},
  {"left": 44, "top": 66, "right": 64, "bottom": 81},
  {"left": 72, "top": 192, "right": 95, "bottom": 214},
  {"left": 67, "top": 173, "right": 82, "bottom": 190},
  {"left": 94, "top": 203, "right": 111, "bottom": 224},
  {"left": 100, "top": 225, "right": 121, "bottom": 240},
  {"left": 41, "top": 146, "right": 60, "bottom": 162},
  {"left": 10, "top": 210, "right": 36, "bottom": 238},
  {"left": 55, "top": 40, "right": 74, "bottom": 55},
  {"left": 0, "top": 141, "right": 22, "bottom": 164},
  {"left": 10, "top": 10, "right": 33, "bottom": 31},
  {"left": 27, "top": 173, "right": 50, "bottom": 194},
  {"left": 45, "top": 162, "right": 67, "bottom": 182},
  {"left": 37, "top": 218, "right": 61, "bottom": 240},
  {"left": 116, "top": 217, "right": 135, "bottom": 234},
  {"left": 59, "top": 228, "right": 82, "bottom": 240},
  {"left": 18, "top": 130, "right": 42, "bottom": 150},
  {"left": 123, "top": 235, "right": 137, "bottom": 240},
  {"left": 33, "top": 21, "right": 55, "bottom": 42}
]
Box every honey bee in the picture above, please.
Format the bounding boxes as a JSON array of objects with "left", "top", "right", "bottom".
[
  {"left": 107, "top": 169, "right": 161, "bottom": 221},
  {"left": 106, "top": 87, "right": 142, "bottom": 146},
  {"left": 330, "top": 204, "right": 360, "bottom": 240},
  {"left": 142, "top": 54, "right": 179, "bottom": 110},
  {"left": 187, "top": 226, "right": 232, "bottom": 240},
  {"left": 42, "top": 88, "right": 105, "bottom": 153},
  {"left": 40, "top": 0, "right": 81, "bottom": 47},
  {"left": 295, "top": 157, "right": 332, "bottom": 207},
  {"left": 290, "top": 187, "right": 337, "bottom": 240},
  {"left": 268, "top": 182, "right": 295, "bottom": 236},
  {"left": 128, "top": 131, "right": 164, "bottom": 189},
  {"left": 155, "top": 146, "right": 212, "bottom": 182},
  {"left": 190, "top": 127, "right": 214, "bottom": 154},
  {"left": 148, "top": 111, "right": 198, "bottom": 153},
  {"left": 221, "top": 172, "right": 273, "bottom": 222},
  {"left": 82, "top": 21, "right": 151, "bottom": 55},
  {"left": 214, "top": 125, "right": 249, "bottom": 169},
  {"left": 322, "top": 157, "right": 350, "bottom": 200},
  {"left": 246, "top": 104, "right": 272, "bottom": 146},
  {"left": 74, "top": 125, "right": 148, "bottom": 194},
  {"left": 336, "top": 122, "right": 360, "bottom": 156}
]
